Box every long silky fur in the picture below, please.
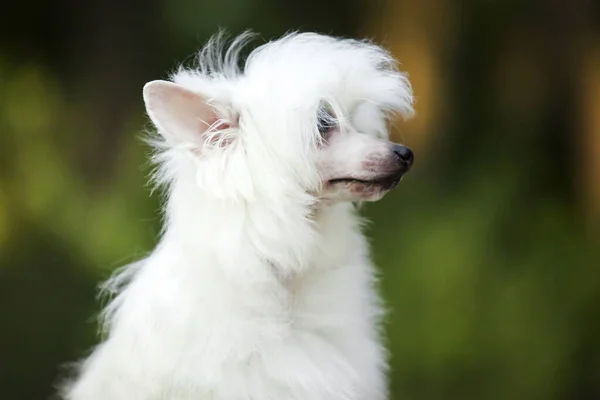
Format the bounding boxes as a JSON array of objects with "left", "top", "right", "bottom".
[{"left": 60, "top": 30, "right": 414, "bottom": 400}]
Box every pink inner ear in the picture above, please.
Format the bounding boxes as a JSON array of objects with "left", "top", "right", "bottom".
[
  {"left": 143, "top": 80, "right": 240, "bottom": 150},
  {"left": 215, "top": 121, "right": 232, "bottom": 130},
  {"left": 203, "top": 112, "right": 238, "bottom": 133},
  {"left": 202, "top": 118, "right": 237, "bottom": 148}
]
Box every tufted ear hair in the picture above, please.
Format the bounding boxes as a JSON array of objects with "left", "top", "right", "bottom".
[{"left": 143, "top": 80, "right": 235, "bottom": 149}]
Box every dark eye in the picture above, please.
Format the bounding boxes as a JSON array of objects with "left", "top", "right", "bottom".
[{"left": 317, "top": 109, "right": 336, "bottom": 138}]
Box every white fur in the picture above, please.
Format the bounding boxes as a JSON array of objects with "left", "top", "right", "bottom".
[{"left": 62, "top": 31, "right": 413, "bottom": 400}]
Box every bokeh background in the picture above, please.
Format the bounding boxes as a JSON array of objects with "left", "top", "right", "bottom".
[{"left": 1, "top": 0, "right": 600, "bottom": 399}]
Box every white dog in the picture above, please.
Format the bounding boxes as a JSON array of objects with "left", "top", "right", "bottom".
[{"left": 62, "top": 31, "right": 414, "bottom": 400}]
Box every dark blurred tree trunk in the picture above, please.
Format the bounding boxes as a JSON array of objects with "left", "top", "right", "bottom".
[
  {"left": 581, "top": 30, "right": 600, "bottom": 224},
  {"left": 368, "top": 0, "right": 455, "bottom": 154},
  {"left": 440, "top": 0, "right": 589, "bottom": 206},
  {"left": 63, "top": 0, "right": 164, "bottom": 185}
]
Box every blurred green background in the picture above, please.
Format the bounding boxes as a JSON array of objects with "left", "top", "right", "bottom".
[{"left": 1, "top": 0, "right": 600, "bottom": 399}]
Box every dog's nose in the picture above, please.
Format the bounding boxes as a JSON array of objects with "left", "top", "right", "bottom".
[{"left": 392, "top": 145, "right": 414, "bottom": 167}]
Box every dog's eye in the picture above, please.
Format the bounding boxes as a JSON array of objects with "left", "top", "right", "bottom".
[{"left": 317, "top": 113, "right": 335, "bottom": 139}]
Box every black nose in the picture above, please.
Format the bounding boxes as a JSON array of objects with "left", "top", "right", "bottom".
[{"left": 392, "top": 145, "right": 414, "bottom": 166}]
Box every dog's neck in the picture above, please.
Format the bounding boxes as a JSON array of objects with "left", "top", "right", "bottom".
[{"left": 161, "top": 173, "right": 359, "bottom": 278}]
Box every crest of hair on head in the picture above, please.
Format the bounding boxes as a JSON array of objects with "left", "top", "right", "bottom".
[{"left": 194, "top": 29, "right": 258, "bottom": 79}]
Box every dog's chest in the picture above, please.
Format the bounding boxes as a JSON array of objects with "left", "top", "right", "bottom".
[{"left": 153, "top": 261, "right": 385, "bottom": 399}]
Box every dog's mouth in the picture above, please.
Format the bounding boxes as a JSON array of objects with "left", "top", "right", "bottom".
[{"left": 328, "top": 174, "right": 402, "bottom": 191}]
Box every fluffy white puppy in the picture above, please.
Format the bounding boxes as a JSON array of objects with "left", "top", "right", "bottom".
[{"left": 62, "top": 31, "right": 414, "bottom": 400}]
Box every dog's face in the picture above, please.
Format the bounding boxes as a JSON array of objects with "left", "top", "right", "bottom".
[
  {"left": 313, "top": 104, "right": 413, "bottom": 203},
  {"left": 143, "top": 33, "right": 414, "bottom": 204}
]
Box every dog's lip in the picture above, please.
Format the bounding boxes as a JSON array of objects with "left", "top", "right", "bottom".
[{"left": 328, "top": 174, "right": 403, "bottom": 189}]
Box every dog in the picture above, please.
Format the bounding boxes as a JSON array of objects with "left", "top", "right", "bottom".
[{"left": 61, "top": 31, "right": 414, "bottom": 400}]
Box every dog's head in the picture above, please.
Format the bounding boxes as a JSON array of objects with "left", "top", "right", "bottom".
[{"left": 143, "top": 32, "right": 414, "bottom": 205}]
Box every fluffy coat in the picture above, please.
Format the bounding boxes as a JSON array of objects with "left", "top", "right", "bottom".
[{"left": 62, "top": 31, "right": 414, "bottom": 400}]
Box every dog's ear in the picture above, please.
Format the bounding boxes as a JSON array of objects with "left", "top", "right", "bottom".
[{"left": 143, "top": 80, "right": 233, "bottom": 148}]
